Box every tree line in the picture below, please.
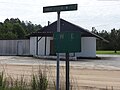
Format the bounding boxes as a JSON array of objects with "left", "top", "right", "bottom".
[
  {"left": 92, "top": 27, "right": 120, "bottom": 52},
  {"left": 0, "top": 18, "right": 42, "bottom": 39}
]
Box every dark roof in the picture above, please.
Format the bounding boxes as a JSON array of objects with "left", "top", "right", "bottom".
[{"left": 30, "top": 19, "right": 108, "bottom": 42}]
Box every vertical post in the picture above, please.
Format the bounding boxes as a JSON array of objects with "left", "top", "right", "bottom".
[
  {"left": 57, "top": 12, "right": 60, "bottom": 32},
  {"left": 66, "top": 53, "right": 70, "bottom": 90},
  {"left": 44, "top": 37, "right": 47, "bottom": 55},
  {"left": 56, "top": 11, "right": 60, "bottom": 90},
  {"left": 36, "top": 36, "right": 38, "bottom": 56}
]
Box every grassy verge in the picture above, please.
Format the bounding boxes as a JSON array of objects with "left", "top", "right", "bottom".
[
  {"left": 0, "top": 65, "right": 77, "bottom": 90},
  {"left": 96, "top": 51, "right": 120, "bottom": 54},
  {"left": 0, "top": 70, "right": 48, "bottom": 90}
]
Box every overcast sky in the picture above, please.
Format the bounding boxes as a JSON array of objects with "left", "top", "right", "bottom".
[{"left": 0, "top": 0, "right": 120, "bottom": 31}]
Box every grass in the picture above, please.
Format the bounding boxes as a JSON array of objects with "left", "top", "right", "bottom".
[
  {"left": 0, "top": 70, "right": 48, "bottom": 90},
  {"left": 0, "top": 65, "right": 77, "bottom": 90},
  {"left": 96, "top": 51, "right": 120, "bottom": 55},
  {"left": 31, "top": 70, "right": 48, "bottom": 90}
]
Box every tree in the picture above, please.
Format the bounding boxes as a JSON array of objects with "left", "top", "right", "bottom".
[
  {"left": 13, "top": 23, "right": 26, "bottom": 39},
  {"left": 0, "top": 18, "right": 42, "bottom": 39},
  {"left": 117, "top": 29, "right": 120, "bottom": 50},
  {"left": 91, "top": 27, "right": 98, "bottom": 35},
  {"left": 110, "top": 28, "right": 119, "bottom": 53}
]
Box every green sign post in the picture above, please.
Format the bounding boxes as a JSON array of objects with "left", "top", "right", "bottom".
[{"left": 54, "top": 32, "right": 81, "bottom": 53}]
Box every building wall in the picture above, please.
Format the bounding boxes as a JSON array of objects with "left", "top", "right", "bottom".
[
  {"left": 30, "top": 37, "right": 52, "bottom": 56},
  {"left": 46, "top": 37, "right": 53, "bottom": 55},
  {"left": 38, "top": 37, "right": 52, "bottom": 56},
  {"left": 30, "top": 37, "right": 96, "bottom": 57},
  {"left": 75, "top": 37, "right": 96, "bottom": 57},
  {"left": 0, "top": 40, "right": 30, "bottom": 55}
]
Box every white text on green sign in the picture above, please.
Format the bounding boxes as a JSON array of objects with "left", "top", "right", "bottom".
[{"left": 54, "top": 32, "right": 81, "bottom": 53}]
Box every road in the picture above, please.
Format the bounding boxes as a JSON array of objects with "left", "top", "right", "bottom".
[{"left": 0, "top": 55, "right": 120, "bottom": 70}]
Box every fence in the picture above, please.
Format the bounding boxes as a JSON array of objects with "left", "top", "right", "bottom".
[{"left": 0, "top": 39, "right": 30, "bottom": 55}]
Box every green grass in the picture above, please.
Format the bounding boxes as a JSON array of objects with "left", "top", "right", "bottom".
[{"left": 96, "top": 51, "right": 120, "bottom": 54}]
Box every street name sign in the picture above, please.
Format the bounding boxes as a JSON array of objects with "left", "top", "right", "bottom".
[
  {"left": 54, "top": 32, "right": 81, "bottom": 53},
  {"left": 43, "top": 4, "right": 77, "bottom": 13}
]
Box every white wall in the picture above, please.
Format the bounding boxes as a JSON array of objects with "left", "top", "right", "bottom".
[
  {"left": 75, "top": 37, "right": 96, "bottom": 57},
  {"left": 38, "top": 37, "right": 45, "bottom": 55},
  {"left": 30, "top": 37, "right": 52, "bottom": 56},
  {"left": 30, "top": 37, "right": 96, "bottom": 57},
  {"left": 46, "top": 37, "right": 53, "bottom": 55}
]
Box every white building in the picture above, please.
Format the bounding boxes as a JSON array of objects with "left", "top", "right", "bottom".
[{"left": 30, "top": 19, "right": 107, "bottom": 58}]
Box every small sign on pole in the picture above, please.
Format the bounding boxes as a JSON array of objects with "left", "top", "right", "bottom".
[{"left": 54, "top": 32, "right": 81, "bottom": 53}]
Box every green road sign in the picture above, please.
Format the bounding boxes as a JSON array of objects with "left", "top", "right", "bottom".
[
  {"left": 43, "top": 4, "right": 77, "bottom": 13},
  {"left": 54, "top": 32, "right": 81, "bottom": 53}
]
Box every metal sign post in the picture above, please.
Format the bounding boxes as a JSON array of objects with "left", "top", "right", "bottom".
[
  {"left": 54, "top": 32, "right": 81, "bottom": 90},
  {"left": 43, "top": 4, "right": 78, "bottom": 90},
  {"left": 56, "top": 11, "right": 60, "bottom": 90},
  {"left": 66, "top": 53, "right": 69, "bottom": 90}
]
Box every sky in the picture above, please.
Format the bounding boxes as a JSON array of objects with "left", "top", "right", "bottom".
[{"left": 0, "top": 0, "right": 120, "bottom": 32}]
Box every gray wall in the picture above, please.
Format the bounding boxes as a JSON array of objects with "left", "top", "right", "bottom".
[{"left": 0, "top": 40, "right": 30, "bottom": 55}]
